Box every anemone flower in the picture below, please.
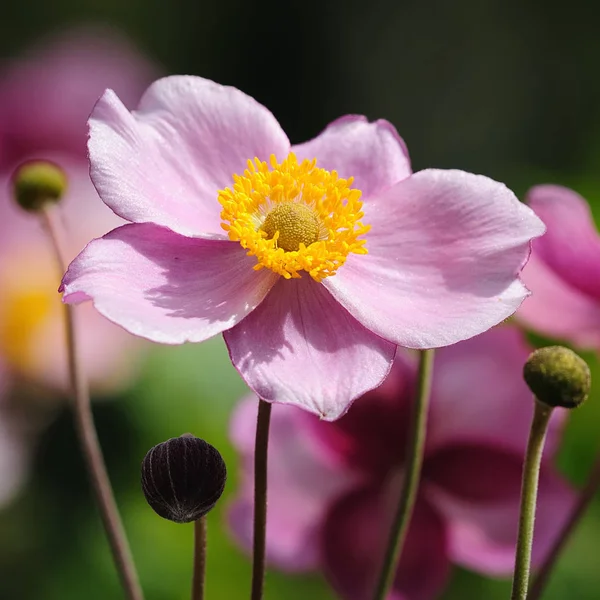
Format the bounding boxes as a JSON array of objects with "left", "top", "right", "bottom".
[
  {"left": 61, "top": 75, "right": 544, "bottom": 418},
  {"left": 229, "top": 326, "right": 574, "bottom": 600}
]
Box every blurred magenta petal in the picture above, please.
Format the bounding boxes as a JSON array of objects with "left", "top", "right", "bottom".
[
  {"left": 431, "top": 465, "right": 575, "bottom": 575},
  {"left": 228, "top": 397, "right": 358, "bottom": 571},
  {"left": 228, "top": 325, "right": 573, "bottom": 599},
  {"left": 89, "top": 77, "right": 290, "bottom": 238},
  {"left": 292, "top": 115, "right": 411, "bottom": 196},
  {"left": 224, "top": 277, "right": 396, "bottom": 419},
  {"left": 518, "top": 184, "right": 600, "bottom": 348},
  {"left": 323, "top": 169, "right": 545, "bottom": 348},
  {"left": 426, "top": 326, "right": 567, "bottom": 457},
  {"left": 0, "top": 26, "right": 157, "bottom": 167},
  {"left": 61, "top": 223, "right": 278, "bottom": 344},
  {"left": 425, "top": 445, "right": 523, "bottom": 503},
  {"left": 322, "top": 485, "right": 449, "bottom": 600}
]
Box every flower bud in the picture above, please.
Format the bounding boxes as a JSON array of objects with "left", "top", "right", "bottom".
[
  {"left": 141, "top": 434, "right": 227, "bottom": 523},
  {"left": 11, "top": 160, "right": 67, "bottom": 212},
  {"left": 523, "top": 346, "right": 591, "bottom": 409}
]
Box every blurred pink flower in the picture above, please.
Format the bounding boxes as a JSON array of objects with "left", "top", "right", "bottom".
[
  {"left": 0, "top": 158, "right": 141, "bottom": 391},
  {"left": 229, "top": 326, "right": 574, "bottom": 600},
  {"left": 0, "top": 26, "right": 157, "bottom": 392},
  {"left": 61, "top": 75, "right": 543, "bottom": 419},
  {"left": 0, "top": 26, "right": 158, "bottom": 168},
  {"left": 517, "top": 185, "right": 600, "bottom": 348}
]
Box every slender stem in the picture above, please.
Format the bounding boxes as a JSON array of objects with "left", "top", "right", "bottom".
[
  {"left": 510, "top": 400, "right": 553, "bottom": 600},
  {"left": 41, "top": 208, "right": 144, "bottom": 600},
  {"left": 191, "top": 517, "right": 207, "bottom": 600},
  {"left": 251, "top": 399, "right": 272, "bottom": 600},
  {"left": 372, "top": 349, "right": 435, "bottom": 600},
  {"left": 529, "top": 452, "right": 600, "bottom": 600}
]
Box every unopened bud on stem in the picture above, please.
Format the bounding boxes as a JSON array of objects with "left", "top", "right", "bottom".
[
  {"left": 11, "top": 160, "right": 67, "bottom": 212},
  {"left": 523, "top": 346, "right": 590, "bottom": 409},
  {"left": 141, "top": 434, "right": 227, "bottom": 523}
]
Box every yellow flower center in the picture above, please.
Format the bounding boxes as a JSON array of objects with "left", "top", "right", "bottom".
[
  {"left": 218, "top": 152, "right": 369, "bottom": 281},
  {"left": 261, "top": 202, "right": 320, "bottom": 252}
]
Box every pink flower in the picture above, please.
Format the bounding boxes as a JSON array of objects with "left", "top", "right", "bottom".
[
  {"left": 0, "top": 26, "right": 158, "bottom": 168},
  {"left": 517, "top": 184, "right": 600, "bottom": 348},
  {"left": 61, "top": 75, "right": 544, "bottom": 419},
  {"left": 228, "top": 326, "right": 574, "bottom": 600}
]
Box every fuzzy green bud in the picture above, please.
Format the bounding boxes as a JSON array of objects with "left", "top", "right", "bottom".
[
  {"left": 11, "top": 160, "right": 67, "bottom": 212},
  {"left": 523, "top": 346, "right": 591, "bottom": 409}
]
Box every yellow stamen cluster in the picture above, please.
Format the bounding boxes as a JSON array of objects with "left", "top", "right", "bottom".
[{"left": 218, "top": 153, "right": 369, "bottom": 281}]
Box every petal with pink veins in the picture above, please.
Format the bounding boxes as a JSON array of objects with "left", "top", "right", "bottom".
[
  {"left": 60, "top": 223, "right": 278, "bottom": 344},
  {"left": 322, "top": 485, "right": 450, "bottom": 600},
  {"left": 323, "top": 169, "right": 545, "bottom": 348},
  {"left": 292, "top": 116, "right": 411, "bottom": 197},
  {"left": 527, "top": 185, "right": 600, "bottom": 299},
  {"left": 88, "top": 76, "right": 290, "bottom": 238},
  {"left": 224, "top": 277, "right": 396, "bottom": 420},
  {"left": 228, "top": 397, "right": 358, "bottom": 571}
]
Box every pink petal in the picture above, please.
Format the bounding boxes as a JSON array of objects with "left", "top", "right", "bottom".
[
  {"left": 517, "top": 254, "right": 600, "bottom": 348},
  {"left": 61, "top": 223, "right": 278, "bottom": 344},
  {"left": 0, "top": 26, "right": 157, "bottom": 167},
  {"left": 304, "top": 353, "right": 416, "bottom": 478},
  {"left": 322, "top": 485, "right": 450, "bottom": 600},
  {"left": 88, "top": 76, "right": 290, "bottom": 238},
  {"left": 526, "top": 185, "right": 600, "bottom": 299},
  {"left": 428, "top": 463, "right": 575, "bottom": 575},
  {"left": 323, "top": 169, "right": 545, "bottom": 348},
  {"left": 426, "top": 326, "right": 567, "bottom": 458},
  {"left": 228, "top": 397, "right": 358, "bottom": 571},
  {"left": 224, "top": 277, "right": 396, "bottom": 420},
  {"left": 292, "top": 116, "right": 411, "bottom": 197}
]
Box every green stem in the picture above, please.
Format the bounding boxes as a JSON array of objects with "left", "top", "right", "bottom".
[
  {"left": 42, "top": 208, "right": 144, "bottom": 600},
  {"left": 251, "top": 399, "right": 272, "bottom": 600},
  {"left": 510, "top": 399, "right": 553, "bottom": 600},
  {"left": 191, "top": 517, "right": 207, "bottom": 600},
  {"left": 529, "top": 452, "right": 600, "bottom": 600},
  {"left": 372, "top": 349, "right": 435, "bottom": 600}
]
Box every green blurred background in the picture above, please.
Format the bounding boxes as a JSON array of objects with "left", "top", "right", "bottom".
[{"left": 2, "top": 0, "right": 600, "bottom": 598}]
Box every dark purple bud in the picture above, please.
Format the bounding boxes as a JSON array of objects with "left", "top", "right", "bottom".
[{"left": 141, "top": 435, "right": 227, "bottom": 523}]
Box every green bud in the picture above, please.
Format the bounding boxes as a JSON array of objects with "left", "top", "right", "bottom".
[
  {"left": 11, "top": 160, "right": 67, "bottom": 212},
  {"left": 523, "top": 346, "right": 591, "bottom": 409}
]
